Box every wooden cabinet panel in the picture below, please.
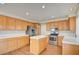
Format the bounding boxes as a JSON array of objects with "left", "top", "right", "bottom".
[
  {"left": 69, "top": 16, "right": 76, "bottom": 32},
  {"left": 30, "top": 36, "right": 49, "bottom": 54},
  {"left": 51, "top": 22, "right": 55, "bottom": 29},
  {"left": 39, "top": 37, "right": 49, "bottom": 53},
  {"left": 34, "top": 23, "right": 41, "bottom": 35},
  {"left": 0, "top": 16, "right": 6, "bottom": 30},
  {"left": 64, "top": 20, "right": 69, "bottom": 30},
  {"left": 17, "top": 36, "right": 29, "bottom": 48},
  {"left": 62, "top": 44, "right": 79, "bottom": 55},
  {"left": 15, "top": 19, "right": 22, "bottom": 30},
  {"left": 54, "top": 21, "right": 58, "bottom": 28},
  {"left": 6, "top": 17, "right": 16, "bottom": 30},
  {"left": 0, "top": 36, "right": 29, "bottom": 54},
  {"left": 57, "top": 21, "right": 63, "bottom": 30},
  {"left": 0, "top": 39, "right": 8, "bottom": 54},
  {"left": 0, "top": 15, "right": 40, "bottom": 31},
  {"left": 57, "top": 36, "right": 63, "bottom": 46},
  {"left": 46, "top": 22, "right": 55, "bottom": 30},
  {"left": 46, "top": 20, "right": 69, "bottom": 31},
  {"left": 7, "top": 38, "right": 18, "bottom": 52},
  {"left": 21, "top": 21, "right": 27, "bottom": 31}
]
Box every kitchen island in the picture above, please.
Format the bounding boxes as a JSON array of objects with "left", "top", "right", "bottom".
[{"left": 30, "top": 35, "right": 49, "bottom": 54}]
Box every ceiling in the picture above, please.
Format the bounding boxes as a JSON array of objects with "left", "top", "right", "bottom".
[{"left": 0, "top": 3, "right": 79, "bottom": 23}]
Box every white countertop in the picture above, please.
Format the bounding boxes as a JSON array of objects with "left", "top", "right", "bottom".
[
  {"left": 0, "top": 31, "right": 29, "bottom": 39},
  {"left": 30, "top": 35, "right": 48, "bottom": 40},
  {"left": 0, "top": 31, "right": 48, "bottom": 39},
  {"left": 0, "top": 34, "right": 29, "bottom": 39},
  {"left": 63, "top": 35, "right": 79, "bottom": 45}
]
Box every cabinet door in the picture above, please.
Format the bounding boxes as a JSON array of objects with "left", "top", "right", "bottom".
[
  {"left": 63, "top": 20, "right": 69, "bottom": 30},
  {"left": 51, "top": 22, "right": 55, "bottom": 29},
  {"left": 6, "top": 17, "right": 16, "bottom": 30},
  {"left": 58, "top": 21, "right": 63, "bottom": 30},
  {"left": 54, "top": 21, "right": 59, "bottom": 28},
  {"left": 0, "top": 16, "right": 6, "bottom": 30},
  {"left": 0, "top": 39, "right": 8, "bottom": 54},
  {"left": 57, "top": 36, "right": 63, "bottom": 46},
  {"left": 7, "top": 38, "right": 18, "bottom": 52},
  {"left": 69, "top": 16, "right": 76, "bottom": 32},
  {"left": 15, "top": 19, "right": 22, "bottom": 30},
  {"left": 22, "top": 21, "right": 27, "bottom": 31},
  {"left": 17, "top": 36, "right": 29, "bottom": 48},
  {"left": 34, "top": 23, "right": 41, "bottom": 35}
]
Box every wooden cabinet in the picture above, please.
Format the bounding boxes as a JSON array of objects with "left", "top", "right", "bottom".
[
  {"left": 21, "top": 21, "right": 27, "bottom": 31},
  {"left": 33, "top": 23, "right": 41, "bottom": 35},
  {"left": 62, "top": 20, "right": 69, "bottom": 30},
  {"left": 7, "top": 38, "right": 18, "bottom": 52},
  {"left": 57, "top": 36, "right": 63, "bottom": 46},
  {"left": 46, "top": 22, "right": 55, "bottom": 30},
  {"left": 0, "top": 36, "right": 29, "bottom": 54},
  {"left": 6, "top": 17, "right": 16, "bottom": 30},
  {"left": 0, "top": 39, "right": 8, "bottom": 54},
  {"left": 58, "top": 21, "right": 63, "bottom": 30},
  {"left": 15, "top": 19, "right": 22, "bottom": 30},
  {"left": 0, "top": 16, "right": 6, "bottom": 30},
  {"left": 0, "top": 15, "right": 40, "bottom": 31},
  {"left": 69, "top": 16, "right": 76, "bottom": 32},
  {"left": 46, "top": 20, "right": 69, "bottom": 31},
  {"left": 62, "top": 44, "right": 79, "bottom": 55},
  {"left": 17, "top": 36, "right": 29, "bottom": 48},
  {"left": 30, "top": 36, "right": 49, "bottom": 54}
]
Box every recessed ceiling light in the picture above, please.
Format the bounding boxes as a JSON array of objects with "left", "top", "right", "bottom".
[
  {"left": 42, "top": 5, "right": 45, "bottom": 8},
  {"left": 51, "top": 16, "right": 55, "bottom": 18},
  {"left": 70, "top": 8, "right": 73, "bottom": 11},
  {"left": 26, "top": 12, "right": 29, "bottom": 16}
]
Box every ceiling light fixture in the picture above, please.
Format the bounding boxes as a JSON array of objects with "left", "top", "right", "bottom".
[
  {"left": 26, "top": 12, "right": 29, "bottom": 16},
  {"left": 70, "top": 8, "right": 73, "bottom": 11},
  {"left": 42, "top": 5, "right": 45, "bottom": 8},
  {"left": 51, "top": 16, "right": 55, "bottom": 18}
]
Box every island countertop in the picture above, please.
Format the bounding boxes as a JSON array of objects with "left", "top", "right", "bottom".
[{"left": 30, "top": 35, "right": 49, "bottom": 40}]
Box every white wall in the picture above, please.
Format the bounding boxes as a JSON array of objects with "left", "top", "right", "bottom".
[
  {"left": 40, "top": 23, "right": 50, "bottom": 35},
  {"left": 40, "top": 23, "right": 46, "bottom": 35}
]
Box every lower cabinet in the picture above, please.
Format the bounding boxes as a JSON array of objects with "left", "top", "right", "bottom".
[
  {"left": 0, "top": 39, "right": 8, "bottom": 54},
  {"left": 0, "top": 36, "right": 29, "bottom": 54},
  {"left": 17, "top": 36, "right": 29, "bottom": 48},
  {"left": 57, "top": 36, "right": 63, "bottom": 46},
  {"left": 62, "top": 44, "right": 79, "bottom": 55},
  {"left": 7, "top": 38, "right": 18, "bottom": 52}
]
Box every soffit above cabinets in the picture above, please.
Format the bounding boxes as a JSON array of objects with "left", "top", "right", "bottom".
[{"left": 0, "top": 3, "right": 79, "bottom": 23}]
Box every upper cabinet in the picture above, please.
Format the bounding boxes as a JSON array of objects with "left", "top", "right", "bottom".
[
  {"left": 34, "top": 23, "right": 41, "bottom": 35},
  {"left": 6, "top": 17, "right": 16, "bottom": 30},
  {"left": 69, "top": 16, "right": 76, "bottom": 32},
  {"left": 21, "top": 21, "right": 27, "bottom": 31},
  {"left": 46, "top": 20, "right": 69, "bottom": 31},
  {"left": 15, "top": 19, "right": 23, "bottom": 30},
  {"left": 0, "top": 15, "right": 40, "bottom": 31},
  {"left": 0, "top": 16, "right": 6, "bottom": 30}
]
